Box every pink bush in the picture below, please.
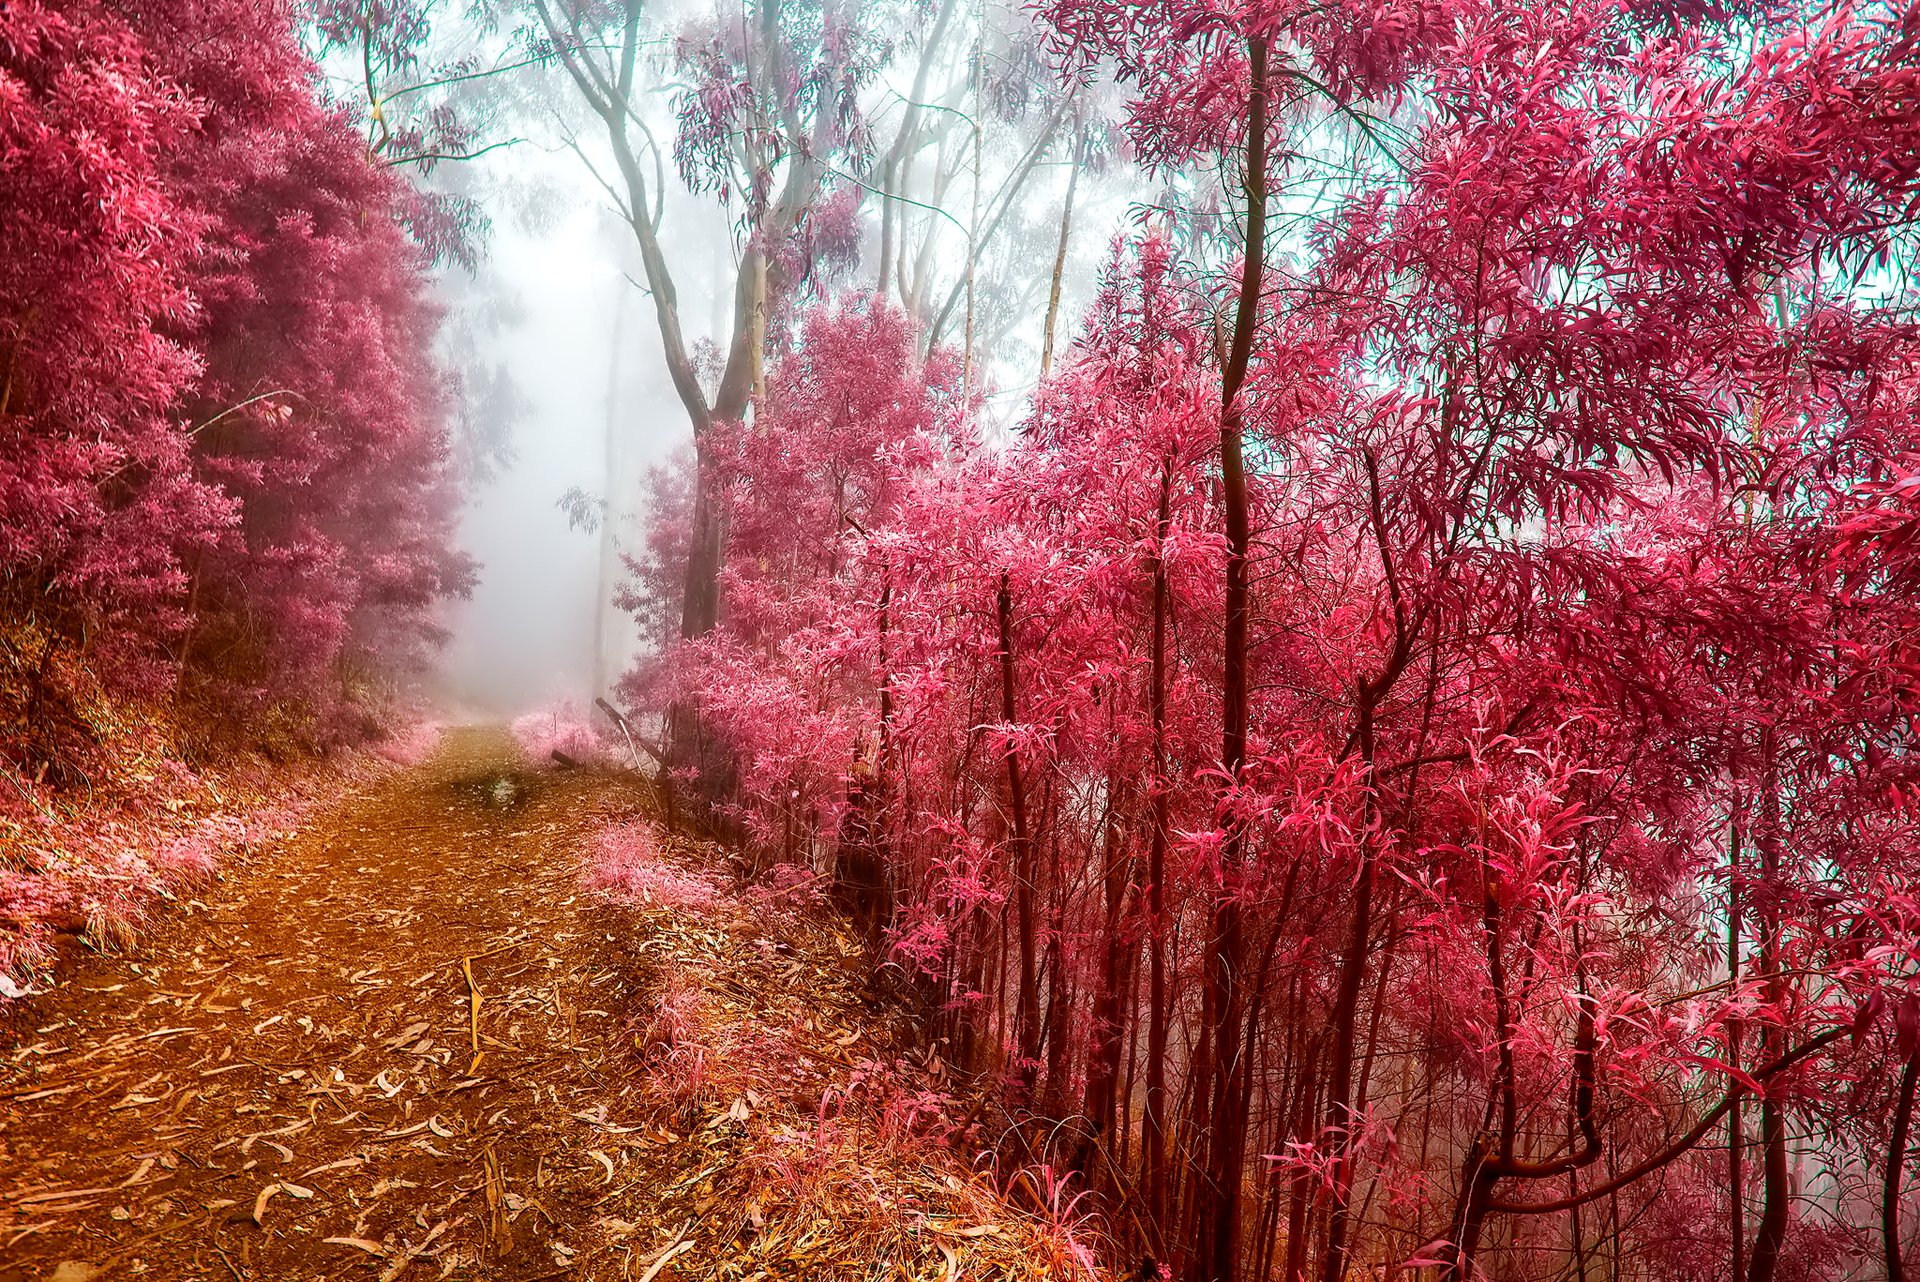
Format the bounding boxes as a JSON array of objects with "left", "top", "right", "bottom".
[
  {"left": 511, "top": 701, "right": 610, "bottom": 768},
  {"left": 747, "top": 860, "right": 826, "bottom": 909},
  {"left": 374, "top": 719, "right": 445, "bottom": 766},
  {"left": 584, "top": 822, "right": 721, "bottom": 912}
]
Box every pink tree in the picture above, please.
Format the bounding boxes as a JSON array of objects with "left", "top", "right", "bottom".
[{"left": 1, "top": 0, "right": 470, "bottom": 776}]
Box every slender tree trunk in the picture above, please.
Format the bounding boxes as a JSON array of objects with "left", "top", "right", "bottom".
[
  {"left": 1317, "top": 708, "right": 1382, "bottom": 1282},
  {"left": 961, "top": 38, "right": 982, "bottom": 405},
  {"left": 681, "top": 452, "right": 725, "bottom": 640},
  {"left": 1145, "top": 457, "right": 1174, "bottom": 1234},
  {"left": 875, "top": 0, "right": 959, "bottom": 303},
  {"left": 1196, "top": 35, "right": 1271, "bottom": 1282},
  {"left": 1888, "top": 1057, "right": 1918, "bottom": 1282},
  {"left": 1043, "top": 888, "right": 1069, "bottom": 1109},
  {"left": 997, "top": 572, "right": 1041, "bottom": 1084},
  {"left": 1081, "top": 782, "right": 1131, "bottom": 1187},
  {"left": 1748, "top": 736, "right": 1787, "bottom": 1282},
  {"left": 1038, "top": 110, "right": 1085, "bottom": 381},
  {"left": 1282, "top": 1037, "right": 1323, "bottom": 1282},
  {"left": 1730, "top": 807, "right": 1746, "bottom": 1282},
  {"left": 593, "top": 288, "right": 629, "bottom": 697}
]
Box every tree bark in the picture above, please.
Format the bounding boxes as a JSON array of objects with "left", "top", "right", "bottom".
[
  {"left": 1748, "top": 736, "right": 1787, "bottom": 1282},
  {"left": 1195, "top": 34, "right": 1270, "bottom": 1282},
  {"left": 1080, "top": 780, "right": 1132, "bottom": 1186},
  {"left": 1888, "top": 1056, "right": 1918, "bottom": 1282},
  {"left": 997, "top": 572, "right": 1042, "bottom": 1086},
  {"left": 1145, "top": 457, "right": 1174, "bottom": 1232},
  {"left": 1038, "top": 109, "right": 1085, "bottom": 381},
  {"left": 1730, "top": 806, "right": 1746, "bottom": 1282}
]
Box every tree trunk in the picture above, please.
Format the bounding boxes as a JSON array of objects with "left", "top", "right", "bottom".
[
  {"left": 1080, "top": 781, "right": 1131, "bottom": 1186},
  {"left": 1888, "top": 1057, "right": 1918, "bottom": 1282},
  {"left": 997, "top": 572, "right": 1041, "bottom": 1085},
  {"left": 1729, "top": 806, "right": 1746, "bottom": 1282},
  {"left": 1748, "top": 737, "right": 1786, "bottom": 1282},
  {"left": 1038, "top": 110, "right": 1085, "bottom": 381},
  {"left": 875, "top": 0, "right": 960, "bottom": 304},
  {"left": 680, "top": 449, "right": 725, "bottom": 640},
  {"left": 593, "top": 288, "right": 629, "bottom": 696},
  {"left": 1196, "top": 34, "right": 1271, "bottom": 1282},
  {"left": 1145, "top": 457, "right": 1174, "bottom": 1232}
]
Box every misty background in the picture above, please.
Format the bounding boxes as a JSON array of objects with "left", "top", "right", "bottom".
[{"left": 377, "top": 21, "right": 1139, "bottom": 721}]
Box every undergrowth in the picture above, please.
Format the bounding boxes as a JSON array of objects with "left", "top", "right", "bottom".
[
  {"left": 0, "top": 694, "right": 443, "bottom": 994},
  {"left": 582, "top": 817, "right": 1108, "bottom": 1278}
]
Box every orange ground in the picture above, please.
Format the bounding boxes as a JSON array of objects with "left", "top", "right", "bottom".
[{"left": 0, "top": 728, "right": 1100, "bottom": 1282}]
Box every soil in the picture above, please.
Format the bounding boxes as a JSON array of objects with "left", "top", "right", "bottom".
[
  {"left": 0, "top": 727, "right": 688, "bottom": 1280},
  {"left": 1, "top": 728, "right": 1090, "bottom": 1282}
]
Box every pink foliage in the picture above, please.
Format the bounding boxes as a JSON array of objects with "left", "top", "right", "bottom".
[
  {"left": 0, "top": 0, "right": 470, "bottom": 779},
  {"left": 619, "top": 2, "right": 1920, "bottom": 1270},
  {"left": 585, "top": 822, "right": 722, "bottom": 912},
  {"left": 0, "top": 757, "right": 348, "bottom": 992},
  {"left": 373, "top": 719, "right": 445, "bottom": 767},
  {"left": 510, "top": 702, "right": 612, "bottom": 769}
]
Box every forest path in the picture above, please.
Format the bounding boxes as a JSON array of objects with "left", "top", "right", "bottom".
[{"left": 0, "top": 726, "right": 668, "bottom": 1281}]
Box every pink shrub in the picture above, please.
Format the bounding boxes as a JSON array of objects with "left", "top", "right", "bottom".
[
  {"left": 153, "top": 826, "right": 225, "bottom": 877},
  {"left": 511, "top": 702, "right": 610, "bottom": 768},
  {"left": 374, "top": 719, "right": 444, "bottom": 766},
  {"left": 584, "top": 822, "right": 721, "bottom": 912},
  {"left": 746, "top": 860, "right": 826, "bottom": 909}
]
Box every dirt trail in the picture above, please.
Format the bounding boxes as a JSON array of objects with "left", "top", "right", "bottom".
[
  {"left": 1, "top": 728, "right": 1094, "bottom": 1282},
  {"left": 0, "top": 726, "right": 665, "bottom": 1280}
]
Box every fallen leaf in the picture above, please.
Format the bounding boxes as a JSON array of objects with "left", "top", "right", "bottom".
[
  {"left": 385, "top": 1022, "right": 430, "bottom": 1049},
  {"left": 637, "top": 1239, "right": 696, "bottom": 1282},
  {"left": 323, "top": 1237, "right": 386, "bottom": 1256},
  {"left": 12, "top": 1187, "right": 117, "bottom": 1206}
]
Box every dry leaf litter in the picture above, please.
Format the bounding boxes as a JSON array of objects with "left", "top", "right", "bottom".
[{"left": 0, "top": 726, "right": 1102, "bottom": 1281}]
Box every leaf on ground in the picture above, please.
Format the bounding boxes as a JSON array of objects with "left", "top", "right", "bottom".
[
  {"left": 384, "top": 1022, "right": 430, "bottom": 1050},
  {"left": 637, "top": 1238, "right": 696, "bottom": 1282},
  {"left": 323, "top": 1237, "right": 386, "bottom": 1256},
  {"left": 45, "top": 1264, "right": 103, "bottom": 1282}
]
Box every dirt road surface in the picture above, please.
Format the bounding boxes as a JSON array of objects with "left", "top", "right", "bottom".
[{"left": 1, "top": 727, "right": 666, "bottom": 1280}]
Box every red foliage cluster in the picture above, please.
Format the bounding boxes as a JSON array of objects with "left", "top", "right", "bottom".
[
  {"left": 0, "top": 0, "right": 471, "bottom": 784},
  {"left": 628, "top": 0, "right": 1920, "bottom": 1277}
]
